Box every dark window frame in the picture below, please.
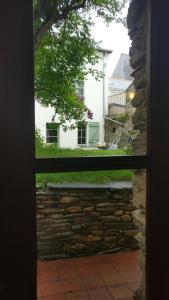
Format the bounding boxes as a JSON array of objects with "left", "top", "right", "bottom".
[
  {"left": 77, "top": 122, "right": 86, "bottom": 145},
  {"left": 1, "top": 0, "right": 169, "bottom": 299},
  {"left": 46, "top": 122, "right": 59, "bottom": 144}
]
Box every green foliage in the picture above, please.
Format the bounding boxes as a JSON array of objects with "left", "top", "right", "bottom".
[
  {"left": 124, "top": 145, "right": 134, "bottom": 155},
  {"left": 34, "top": 0, "right": 126, "bottom": 127},
  {"left": 35, "top": 128, "right": 45, "bottom": 150},
  {"left": 34, "top": 1, "right": 127, "bottom": 42},
  {"left": 35, "top": 14, "right": 100, "bottom": 127},
  {"left": 113, "top": 112, "right": 129, "bottom": 123}
]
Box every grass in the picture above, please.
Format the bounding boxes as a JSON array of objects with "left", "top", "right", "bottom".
[
  {"left": 36, "top": 142, "right": 133, "bottom": 185},
  {"left": 37, "top": 170, "right": 133, "bottom": 185},
  {"left": 36, "top": 144, "right": 128, "bottom": 158}
]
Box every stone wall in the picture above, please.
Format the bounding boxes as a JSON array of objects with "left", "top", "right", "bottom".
[
  {"left": 127, "top": 0, "right": 146, "bottom": 299},
  {"left": 37, "top": 182, "right": 138, "bottom": 260},
  {"left": 104, "top": 119, "right": 123, "bottom": 146},
  {"left": 105, "top": 92, "right": 137, "bottom": 148}
]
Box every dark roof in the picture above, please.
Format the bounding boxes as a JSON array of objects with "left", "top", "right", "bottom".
[
  {"left": 112, "top": 53, "right": 133, "bottom": 80},
  {"left": 96, "top": 47, "right": 113, "bottom": 54}
]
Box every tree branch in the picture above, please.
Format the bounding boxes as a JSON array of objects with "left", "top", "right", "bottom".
[
  {"left": 35, "top": 86, "right": 58, "bottom": 98},
  {"left": 34, "top": 0, "right": 87, "bottom": 51}
]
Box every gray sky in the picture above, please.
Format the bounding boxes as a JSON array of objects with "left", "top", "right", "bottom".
[{"left": 91, "top": 2, "right": 131, "bottom": 77}]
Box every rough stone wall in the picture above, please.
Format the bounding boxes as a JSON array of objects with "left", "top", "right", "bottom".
[
  {"left": 104, "top": 120, "right": 123, "bottom": 146},
  {"left": 37, "top": 182, "right": 138, "bottom": 260},
  {"left": 117, "top": 96, "right": 137, "bottom": 148},
  {"left": 127, "top": 0, "right": 146, "bottom": 299},
  {"left": 105, "top": 95, "right": 136, "bottom": 148}
]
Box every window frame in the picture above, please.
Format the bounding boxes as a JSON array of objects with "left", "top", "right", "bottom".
[
  {"left": 1, "top": 0, "right": 169, "bottom": 299},
  {"left": 77, "top": 122, "right": 86, "bottom": 146},
  {"left": 46, "top": 122, "right": 59, "bottom": 144},
  {"left": 73, "top": 80, "right": 84, "bottom": 97}
]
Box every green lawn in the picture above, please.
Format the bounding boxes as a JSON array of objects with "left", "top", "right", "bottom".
[
  {"left": 36, "top": 144, "right": 127, "bottom": 158},
  {"left": 36, "top": 144, "right": 133, "bottom": 184}
]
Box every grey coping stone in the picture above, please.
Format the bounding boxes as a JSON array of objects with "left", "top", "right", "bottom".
[
  {"left": 107, "top": 181, "right": 133, "bottom": 189},
  {"left": 47, "top": 181, "right": 132, "bottom": 190}
]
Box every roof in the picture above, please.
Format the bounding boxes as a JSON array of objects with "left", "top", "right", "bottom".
[
  {"left": 109, "top": 78, "right": 132, "bottom": 91},
  {"left": 111, "top": 53, "right": 133, "bottom": 80},
  {"left": 96, "top": 47, "right": 113, "bottom": 54}
]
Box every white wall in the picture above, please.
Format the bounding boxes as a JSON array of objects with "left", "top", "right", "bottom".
[
  {"left": 59, "top": 127, "right": 78, "bottom": 149},
  {"left": 35, "top": 102, "right": 55, "bottom": 139}
]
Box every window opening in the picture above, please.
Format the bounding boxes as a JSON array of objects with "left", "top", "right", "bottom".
[
  {"left": 74, "top": 80, "right": 84, "bottom": 97},
  {"left": 78, "top": 122, "right": 86, "bottom": 145},
  {"left": 46, "top": 123, "right": 59, "bottom": 144}
]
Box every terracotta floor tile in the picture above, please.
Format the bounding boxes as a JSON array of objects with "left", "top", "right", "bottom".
[
  {"left": 110, "top": 252, "right": 139, "bottom": 267},
  {"left": 100, "top": 271, "right": 125, "bottom": 286},
  {"left": 55, "top": 259, "right": 76, "bottom": 269},
  {"left": 77, "top": 265, "right": 98, "bottom": 277},
  {"left": 88, "top": 287, "right": 114, "bottom": 300},
  {"left": 96, "top": 263, "right": 117, "bottom": 274},
  {"left": 113, "top": 263, "right": 139, "bottom": 273},
  {"left": 41, "top": 294, "right": 66, "bottom": 300},
  {"left": 61, "top": 278, "right": 84, "bottom": 293},
  {"left": 66, "top": 290, "right": 90, "bottom": 300},
  {"left": 74, "top": 257, "right": 93, "bottom": 268},
  {"left": 38, "top": 251, "right": 140, "bottom": 300},
  {"left": 109, "top": 285, "right": 133, "bottom": 300},
  {"left": 90, "top": 255, "right": 113, "bottom": 265},
  {"left": 119, "top": 271, "right": 140, "bottom": 284},
  {"left": 57, "top": 268, "right": 79, "bottom": 279},
  {"left": 127, "top": 281, "right": 140, "bottom": 292},
  {"left": 39, "top": 281, "right": 64, "bottom": 297},
  {"left": 39, "top": 269, "right": 59, "bottom": 282},
  {"left": 38, "top": 260, "right": 57, "bottom": 272},
  {"left": 81, "top": 274, "right": 105, "bottom": 289}
]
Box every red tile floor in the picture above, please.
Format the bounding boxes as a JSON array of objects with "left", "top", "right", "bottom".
[{"left": 37, "top": 250, "right": 141, "bottom": 300}]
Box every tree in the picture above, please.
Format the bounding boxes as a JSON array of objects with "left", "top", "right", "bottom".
[{"left": 34, "top": 0, "right": 126, "bottom": 127}]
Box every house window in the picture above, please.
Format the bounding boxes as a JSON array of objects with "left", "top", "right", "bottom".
[
  {"left": 78, "top": 122, "right": 86, "bottom": 145},
  {"left": 113, "top": 127, "right": 117, "bottom": 133},
  {"left": 46, "top": 123, "right": 59, "bottom": 143},
  {"left": 74, "top": 80, "right": 84, "bottom": 97}
]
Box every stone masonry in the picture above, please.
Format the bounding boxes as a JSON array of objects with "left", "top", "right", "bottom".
[
  {"left": 127, "top": 0, "right": 146, "bottom": 299},
  {"left": 37, "top": 182, "right": 138, "bottom": 260}
]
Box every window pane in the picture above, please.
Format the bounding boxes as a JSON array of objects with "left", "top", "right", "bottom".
[
  {"left": 46, "top": 136, "right": 57, "bottom": 143},
  {"left": 47, "top": 129, "right": 58, "bottom": 136},
  {"left": 81, "top": 138, "right": 86, "bottom": 144},
  {"left": 82, "top": 131, "right": 86, "bottom": 138},
  {"left": 77, "top": 121, "right": 86, "bottom": 145}
]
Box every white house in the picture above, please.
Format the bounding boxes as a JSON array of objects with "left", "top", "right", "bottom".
[{"left": 35, "top": 48, "right": 112, "bottom": 149}]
